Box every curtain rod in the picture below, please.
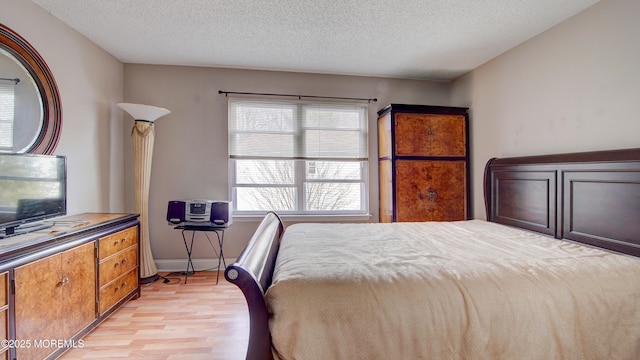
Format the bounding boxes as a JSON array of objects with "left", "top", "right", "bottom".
[
  {"left": 0, "top": 77, "right": 20, "bottom": 84},
  {"left": 218, "top": 90, "right": 377, "bottom": 103}
]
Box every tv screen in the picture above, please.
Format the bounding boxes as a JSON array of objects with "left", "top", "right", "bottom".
[{"left": 0, "top": 153, "right": 67, "bottom": 238}]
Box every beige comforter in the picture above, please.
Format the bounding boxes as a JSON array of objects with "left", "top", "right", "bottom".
[{"left": 265, "top": 220, "right": 640, "bottom": 360}]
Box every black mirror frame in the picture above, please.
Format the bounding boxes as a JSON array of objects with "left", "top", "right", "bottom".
[{"left": 0, "top": 23, "right": 62, "bottom": 154}]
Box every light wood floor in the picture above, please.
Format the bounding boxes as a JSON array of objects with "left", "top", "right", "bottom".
[{"left": 60, "top": 271, "right": 249, "bottom": 359}]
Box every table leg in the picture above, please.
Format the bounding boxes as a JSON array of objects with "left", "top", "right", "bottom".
[
  {"left": 181, "top": 229, "right": 196, "bottom": 284},
  {"left": 213, "top": 230, "right": 226, "bottom": 284}
]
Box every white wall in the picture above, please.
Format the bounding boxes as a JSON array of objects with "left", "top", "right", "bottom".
[
  {"left": 451, "top": 0, "right": 640, "bottom": 219},
  {"left": 1, "top": 0, "right": 125, "bottom": 214},
  {"left": 122, "top": 64, "right": 451, "bottom": 264}
]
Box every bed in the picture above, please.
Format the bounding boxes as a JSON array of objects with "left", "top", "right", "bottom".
[{"left": 225, "top": 148, "right": 640, "bottom": 360}]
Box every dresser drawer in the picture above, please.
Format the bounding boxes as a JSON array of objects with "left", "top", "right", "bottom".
[
  {"left": 99, "top": 268, "right": 138, "bottom": 314},
  {"left": 99, "top": 226, "right": 138, "bottom": 259},
  {"left": 99, "top": 245, "right": 138, "bottom": 286}
]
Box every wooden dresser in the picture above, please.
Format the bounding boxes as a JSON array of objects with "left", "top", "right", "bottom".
[
  {"left": 0, "top": 213, "right": 139, "bottom": 360},
  {"left": 378, "top": 104, "right": 470, "bottom": 222},
  {"left": 0, "top": 272, "right": 7, "bottom": 360}
]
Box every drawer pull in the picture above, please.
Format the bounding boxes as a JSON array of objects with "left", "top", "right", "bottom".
[
  {"left": 115, "top": 281, "right": 128, "bottom": 292},
  {"left": 114, "top": 258, "right": 128, "bottom": 268},
  {"left": 59, "top": 277, "right": 70, "bottom": 286}
]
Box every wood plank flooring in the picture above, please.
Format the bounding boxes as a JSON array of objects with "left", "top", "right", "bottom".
[{"left": 60, "top": 271, "right": 249, "bottom": 360}]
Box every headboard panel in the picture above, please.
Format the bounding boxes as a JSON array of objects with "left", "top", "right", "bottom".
[
  {"left": 485, "top": 148, "right": 640, "bottom": 257},
  {"left": 488, "top": 167, "right": 557, "bottom": 237},
  {"left": 563, "top": 165, "right": 640, "bottom": 256}
]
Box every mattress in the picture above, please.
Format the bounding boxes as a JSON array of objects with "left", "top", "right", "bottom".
[{"left": 265, "top": 220, "right": 640, "bottom": 360}]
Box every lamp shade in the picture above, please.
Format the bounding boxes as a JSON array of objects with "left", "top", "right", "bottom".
[{"left": 117, "top": 103, "right": 171, "bottom": 121}]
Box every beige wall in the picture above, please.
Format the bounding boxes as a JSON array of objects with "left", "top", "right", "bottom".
[
  {"left": 451, "top": 0, "right": 640, "bottom": 219},
  {"left": 1, "top": 0, "right": 126, "bottom": 214},
  {"left": 122, "top": 64, "right": 451, "bottom": 266},
  {"left": 7, "top": 0, "right": 636, "bottom": 269}
]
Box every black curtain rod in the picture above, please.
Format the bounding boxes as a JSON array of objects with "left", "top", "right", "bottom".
[
  {"left": 218, "top": 90, "right": 377, "bottom": 103},
  {"left": 0, "top": 77, "right": 20, "bottom": 84}
]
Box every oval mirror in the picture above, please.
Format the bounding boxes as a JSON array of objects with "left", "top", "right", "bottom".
[{"left": 0, "top": 24, "right": 61, "bottom": 154}]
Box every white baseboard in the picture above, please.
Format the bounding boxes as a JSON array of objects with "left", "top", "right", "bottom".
[{"left": 155, "top": 258, "right": 236, "bottom": 273}]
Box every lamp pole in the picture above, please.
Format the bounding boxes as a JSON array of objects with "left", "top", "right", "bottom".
[{"left": 118, "top": 103, "right": 170, "bottom": 284}]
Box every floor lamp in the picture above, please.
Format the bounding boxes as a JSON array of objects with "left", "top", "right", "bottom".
[{"left": 118, "top": 102, "right": 171, "bottom": 284}]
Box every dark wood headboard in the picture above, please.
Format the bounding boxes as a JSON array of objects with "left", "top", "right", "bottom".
[{"left": 484, "top": 148, "right": 640, "bottom": 256}]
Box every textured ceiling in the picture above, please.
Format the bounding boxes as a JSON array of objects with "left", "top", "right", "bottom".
[{"left": 33, "top": 0, "right": 599, "bottom": 81}]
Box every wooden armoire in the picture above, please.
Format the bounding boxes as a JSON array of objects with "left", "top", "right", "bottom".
[{"left": 378, "top": 104, "right": 470, "bottom": 222}]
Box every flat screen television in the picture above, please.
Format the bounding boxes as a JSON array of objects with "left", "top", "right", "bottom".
[{"left": 0, "top": 153, "right": 67, "bottom": 238}]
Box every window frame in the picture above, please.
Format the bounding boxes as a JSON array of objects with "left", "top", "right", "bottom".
[{"left": 228, "top": 98, "right": 369, "bottom": 216}]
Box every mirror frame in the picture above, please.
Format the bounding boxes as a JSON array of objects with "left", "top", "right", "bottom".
[{"left": 0, "top": 23, "right": 62, "bottom": 154}]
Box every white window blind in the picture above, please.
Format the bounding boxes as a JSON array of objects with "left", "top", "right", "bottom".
[
  {"left": 229, "top": 99, "right": 368, "bottom": 160},
  {"left": 228, "top": 98, "right": 369, "bottom": 215},
  {"left": 0, "top": 82, "right": 15, "bottom": 150}
]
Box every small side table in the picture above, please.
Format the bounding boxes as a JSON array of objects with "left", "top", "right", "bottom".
[{"left": 174, "top": 224, "right": 228, "bottom": 284}]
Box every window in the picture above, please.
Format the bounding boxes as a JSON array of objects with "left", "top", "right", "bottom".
[
  {"left": 0, "top": 82, "right": 15, "bottom": 150},
  {"left": 229, "top": 99, "right": 368, "bottom": 215}
]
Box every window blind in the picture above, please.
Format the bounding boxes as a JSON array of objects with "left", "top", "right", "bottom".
[
  {"left": 0, "top": 82, "right": 15, "bottom": 149},
  {"left": 228, "top": 99, "right": 368, "bottom": 161}
]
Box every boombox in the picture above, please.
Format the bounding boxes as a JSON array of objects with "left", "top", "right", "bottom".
[{"left": 166, "top": 199, "right": 233, "bottom": 227}]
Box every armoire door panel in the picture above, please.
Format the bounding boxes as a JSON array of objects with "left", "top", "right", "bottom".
[
  {"left": 394, "top": 113, "right": 466, "bottom": 157},
  {"left": 429, "top": 115, "right": 466, "bottom": 157},
  {"left": 395, "top": 160, "right": 434, "bottom": 221},
  {"left": 394, "top": 113, "right": 433, "bottom": 156},
  {"left": 430, "top": 161, "right": 467, "bottom": 220},
  {"left": 395, "top": 160, "right": 467, "bottom": 222}
]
